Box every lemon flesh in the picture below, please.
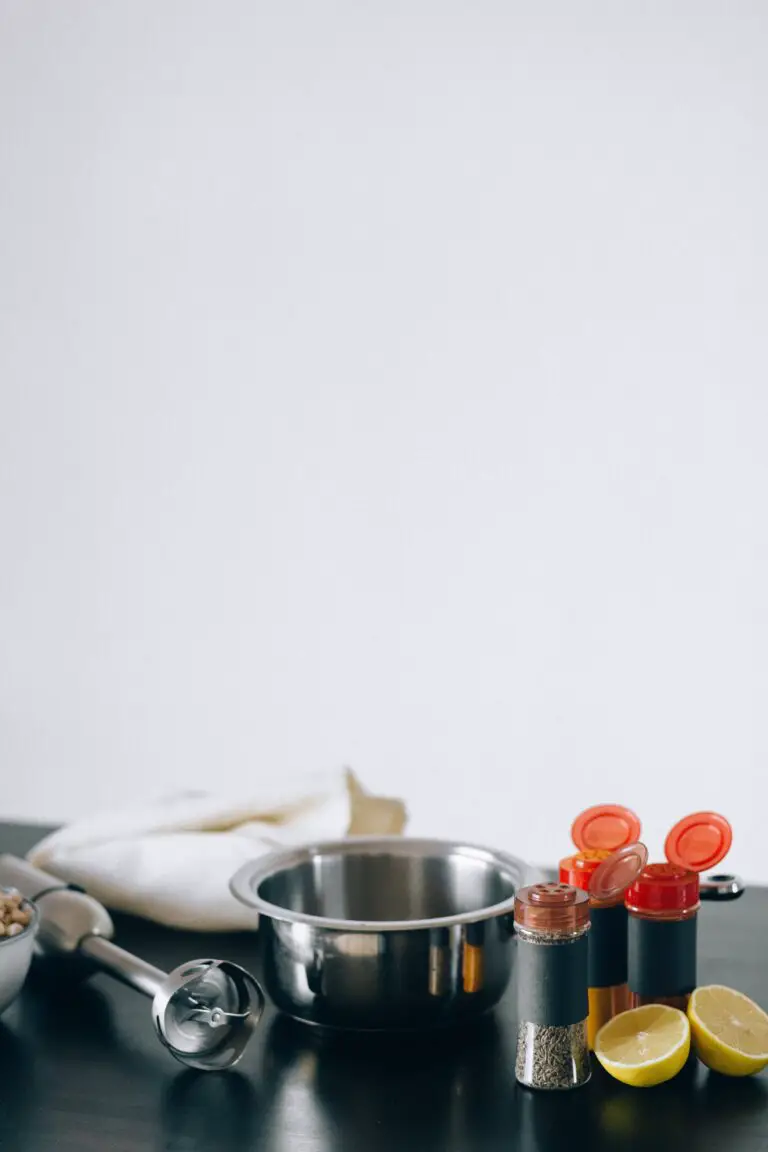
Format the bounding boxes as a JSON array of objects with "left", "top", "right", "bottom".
[
  {"left": 688, "top": 985, "right": 768, "bottom": 1076},
  {"left": 594, "top": 1005, "right": 690, "bottom": 1087}
]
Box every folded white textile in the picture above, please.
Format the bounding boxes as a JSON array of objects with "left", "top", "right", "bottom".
[{"left": 27, "top": 769, "right": 408, "bottom": 931}]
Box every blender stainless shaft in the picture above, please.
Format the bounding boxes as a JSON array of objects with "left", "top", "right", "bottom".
[
  {"left": 80, "top": 934, "right": 168, "bottom": 999},
  {"left": 0, "top": 853, "right": 264, "bottom": 1069}
]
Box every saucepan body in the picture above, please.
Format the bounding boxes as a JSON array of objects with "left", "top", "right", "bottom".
[{"left": 230, "top": 837, "right": 535, "bottom": 1030}]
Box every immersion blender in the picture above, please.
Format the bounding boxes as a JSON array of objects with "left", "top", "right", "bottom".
[{"left": 0, "top": 854, "right": 264, "bottom": 1070}]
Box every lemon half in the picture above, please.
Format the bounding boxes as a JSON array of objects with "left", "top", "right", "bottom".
[
  {"left": 594, "top": 1004, "right": 690, "bottom": 1087},
  {"left": 688, "top": 985, "right": 768, "bottom": 1076}
]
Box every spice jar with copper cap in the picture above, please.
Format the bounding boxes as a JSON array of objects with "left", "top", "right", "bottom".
[
  {"left": 625, "top": 811, "right": 733, "bottom": 1010},
  {"left": 514, "top": 882, "right": 590, "bottom": 1090},
  {"left": 559, "top": 804, "right": 647, "bottom": 1048}
]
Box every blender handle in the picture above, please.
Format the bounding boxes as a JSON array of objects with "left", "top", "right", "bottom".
[
  {"left": 700, "top": 874, "right": 744, "bottom": 901},
  {"left": 0, "top": 853, "right": 70, "bottom": 901},
  {"left": 0, "top": 853, "right": 115, "bottom": 953}
]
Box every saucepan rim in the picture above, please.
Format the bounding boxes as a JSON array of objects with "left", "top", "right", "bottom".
[{"left": 230, "top": 835, "right": 531, "bottom": 933}]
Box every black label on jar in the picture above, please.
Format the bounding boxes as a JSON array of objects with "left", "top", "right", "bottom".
[
  {"left": 627, "top": 914, "right": 697, "bottom": 998},
  {"left": 516, "top": 935, "right": 589, "bottom": 1027},
  {"left": 589, "top": 903, "right": 628, "bottom": 989}
]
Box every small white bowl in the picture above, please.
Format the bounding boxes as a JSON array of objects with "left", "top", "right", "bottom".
[{"left": 0, "top": 889, "right": 39, "bottom": 1014}]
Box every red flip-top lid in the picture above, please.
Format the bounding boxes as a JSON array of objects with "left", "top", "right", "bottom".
[
  {"left": 559, "top": 843, "right": 648, "bottom": 903},
  {"left": 571, "top": 804, "right": 642, "bottom": 854},
  {"left": 625, "top": 812, "right": 732, "bottom": 914},
  {"left": 664, "top": 811, "right": 732, "bottom": 874},
  {"left": 559, "top": 848, "right": 610, "bottom": 892},
  {"left": 625, "top": 862, "right": 700, "bottom": 914}
]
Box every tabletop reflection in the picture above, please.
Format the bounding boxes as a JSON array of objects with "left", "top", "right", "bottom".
[{"left": 254, "top": 1012, "right": 512, "bottom": 1152}]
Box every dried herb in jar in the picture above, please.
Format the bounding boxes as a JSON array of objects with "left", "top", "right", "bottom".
[{"left": 515, "top": 1021, "right": 591, "bottom": 1089}]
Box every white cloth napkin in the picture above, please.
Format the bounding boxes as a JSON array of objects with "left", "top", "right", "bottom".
[{"left": 27, "top": 769, "right": 408, "bottom": 931}]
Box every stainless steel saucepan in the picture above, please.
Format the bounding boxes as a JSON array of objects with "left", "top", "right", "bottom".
[{"left": 230, "top": 836, "right": 536, "bottom": 1030}]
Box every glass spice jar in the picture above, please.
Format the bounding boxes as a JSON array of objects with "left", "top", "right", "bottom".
[
  {"left": 514, "top": 882, "right": 591, "bottom": 1090},
  {"left": 559, "top": 804, "right": 647, "bottom": 1049},
  {"left": 625, "top": 811, "right": 732, "bottom": 1010}
]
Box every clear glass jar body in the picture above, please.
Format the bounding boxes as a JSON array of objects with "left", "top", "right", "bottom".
[
  {"left": 585, "top": 893, "right": 631, "bottom": 1048},
  {"left": 515, "top": 924, "right": 591, "bottom": 1090},
  {"left": 559, "top": 848, "right": 644, "bottom": 1049},
  {"left": 588, "top": 981, "right": 630, "bottom": 1047}
]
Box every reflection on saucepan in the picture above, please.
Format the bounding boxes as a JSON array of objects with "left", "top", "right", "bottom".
[
  {"left": 429, "top": 927, "right": 452, "bottom": 997},
  {"left": 255, "top": 1012, "right": 512, "bottom": 1152},
  {"left": 462, "top": 921, "right": 486, "bottom": 994}
]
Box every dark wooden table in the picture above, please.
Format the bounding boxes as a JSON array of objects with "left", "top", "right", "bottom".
[{"left": 1, "top": 822, "right": 766, "bottom": 1151}]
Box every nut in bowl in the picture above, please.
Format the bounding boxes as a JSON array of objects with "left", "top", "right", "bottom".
[{"left": 0, "top": 886, "right": 39, "bottom": 1014}]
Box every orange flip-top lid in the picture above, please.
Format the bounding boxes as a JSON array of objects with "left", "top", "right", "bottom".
[
  {"left": 589, "top": 842, "right": 649, "bottom": 902},
  {"left": 571, "top": 804, "right": 642, "bottom": 854},
  {"left": 663, "top": 811, "right": 732, "bottom": 874},
  {"left": 562, "top": 805, "right": 646, "bottom": 901}
]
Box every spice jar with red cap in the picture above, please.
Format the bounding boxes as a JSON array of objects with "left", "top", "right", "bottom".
[
  {"left": 559, "top": 804, "right": 648, "bottom": 1049},
  {"left": 514, "top": 882, "right": 591, "bottom": 1090},
  {"left": 625, "top": 811, "right": 733, "bottom": 1010}
]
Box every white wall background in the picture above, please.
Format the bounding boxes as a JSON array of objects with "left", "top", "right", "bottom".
[{"left": 1, "top": 1, "right": 766, "bottom": 877}]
